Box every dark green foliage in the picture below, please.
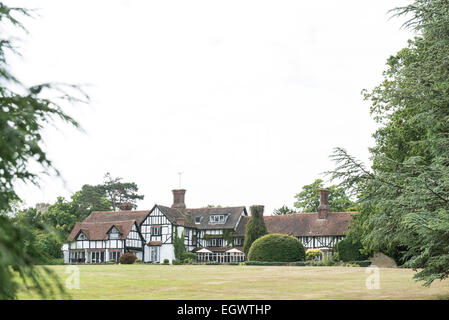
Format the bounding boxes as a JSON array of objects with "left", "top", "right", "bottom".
[
  {"left": 272, "top": 205, "right": 296, "bottom": 215},
  {"left": 163, "top": 259, "right": 169, "bottom": 264},
  {"left": 243, "top": 205, "right": 268, "bottom": 255},
  {"left": 335, "top": 237, "right": 369, "bottom": 262},
  {"left": 293, "top": 179, "right": 355, "bottom": 213},
  {"left": 0, "top": 3, "right": 87, "bottom": 299},
  {"left": 329, "top": 0, "right": 449, "bottom": 285},
  {"left": 71, "top": 184, "right": 111, "bottom": 221},
  {"left": 173, "top": 228, "right": 186, "bottom": 261},
  {"left": 181, "top": 252, "right": 196, "bottom": 264},
  {"left": 118, "top": 252, "right": 137, "bottom": 264},
  {"left": 247, "top": 233, "right": 306, "bottom": 262},
  {"left": 102, "top": 173, "right": 144, "bottom": 210},
  {"left": 351, "top": 260, "right": 372, "bottom": 267},
  {"left": 172, "top": 259, "right": 182, "bottom": 265},
  {"left": 0, "top": 215, "right": 66, "bottom": 299}
]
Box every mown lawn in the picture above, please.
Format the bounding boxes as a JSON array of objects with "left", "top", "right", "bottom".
[{"left": 16, "top": 264, "right": 449, "bottom": 300}]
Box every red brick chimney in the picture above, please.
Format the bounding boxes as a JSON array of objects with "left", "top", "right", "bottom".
[
  {"left": 171, "top": 189, "right": 186, "bottom": 210},
  {"left": 317, "top": 189, "right": 330, "bottom": 219},
  {"left": 119, "top": 202, "right": 133, "bottom": 211}
]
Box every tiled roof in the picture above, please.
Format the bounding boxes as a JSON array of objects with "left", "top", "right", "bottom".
[
  {"left": 83, "top": 210, "right": 150, "bottom": 225},
  {"left": 156, "top": 205, "right": 194, "bottom": 227},
  {"left": 233, "top": 212, "right": 355, "bottom": 237},
  {"left": 185, "top": 207, "right": 247, "bottom": 230},
  {"left": 67, "top": 220, "right": 137, "bottom": 241}
]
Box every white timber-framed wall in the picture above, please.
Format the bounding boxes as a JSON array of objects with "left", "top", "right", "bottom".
[
  {"left": 141, "top": 206, "right": 173, "bottom": 263},
  {"left": 64, "top": 222, "right": 144, "bottom": 263},
  {"left": 297, "top": 235, "right": 345, "bottom": 252}
]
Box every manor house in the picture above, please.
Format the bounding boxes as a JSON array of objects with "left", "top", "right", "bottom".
[{"left": 62, "top": 189, "right": 354, "bottom": 264}]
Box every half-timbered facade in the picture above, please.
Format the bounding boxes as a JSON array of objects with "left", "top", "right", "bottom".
[
  {"left": 140, "top": 194, "right": 248, "bottom": 263},
  {"left": 63, "top": 188, "right": 352, "bottom": 264},
  {"left": 63, "top": 206, "right": 149, "bottom": 264},
  {"left": 63, "top": 189, "right": 248, "bottom": 264}
]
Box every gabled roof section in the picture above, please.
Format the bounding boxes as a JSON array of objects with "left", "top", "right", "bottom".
[
  {"left": 156, "top": 205, "right": 194, "bottom": 227},
  {"left": 233, "top": 212, "right": 355, "bottom": 237},
  {"left": 67, "top": 220, "right": 137, "bottom": 241},
  {"left": 185, "top": 206, "right": 247, "bottom": 230}
]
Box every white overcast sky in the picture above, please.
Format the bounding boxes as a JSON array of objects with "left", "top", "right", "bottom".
[{"left": 8, "top": 0, "right": 413, "bottom": 215}]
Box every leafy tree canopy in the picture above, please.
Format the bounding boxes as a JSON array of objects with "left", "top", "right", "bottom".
[
  {"left": 102, "top": 172, "right": 144, "bottom": 210},
  {"left": 293, "top": 179, "right": 355, "bottom": 213},
  {"left": 272, "top": 205, "right": 296, "bottom": 215}
]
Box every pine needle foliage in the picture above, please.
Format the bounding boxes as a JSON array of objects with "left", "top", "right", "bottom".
[
  {"left": 329, "top": 0, "right": 449, "bottom": 285},
  {"left": 0, "top": 3, "right": 87, "bottom": 298}
]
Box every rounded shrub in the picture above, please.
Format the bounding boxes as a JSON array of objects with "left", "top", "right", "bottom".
[
  {"left": 118, "top": 252, "right": 137, "bottom": 264},
  {"left": 247, "top": 233, "right": 305, "bottom": 262}
]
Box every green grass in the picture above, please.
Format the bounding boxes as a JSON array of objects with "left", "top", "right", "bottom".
[{"left": 16, "top": 264, "right": 449, "bottom": 300}]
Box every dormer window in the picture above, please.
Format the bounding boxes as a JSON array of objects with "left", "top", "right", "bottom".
[
  {"left": 195, "top": 216, "right": 203, "bottom": 224},
  {"left": 77, "top": 232, "right": 87, "bottom": 241},
  {"left": 109, "top": 227, "right": 120, "bottom": 240},
  {"left": 210, "top": 214, "right": 227, "bottom": 224}
]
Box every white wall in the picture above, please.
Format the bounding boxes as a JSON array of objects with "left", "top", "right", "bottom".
[{"left": 160, "top": 244, "right": 175, "bottom": 264}]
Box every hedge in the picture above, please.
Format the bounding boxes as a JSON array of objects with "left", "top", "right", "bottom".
[
  {"left": 243, "top": 261, "right": 306, "bottom": 266},
  {"left": 247, "top": 233, "right": 306, "bottom": 262},
  {"left": 335, "top": 237, "right": 369, "bottom": 262}
]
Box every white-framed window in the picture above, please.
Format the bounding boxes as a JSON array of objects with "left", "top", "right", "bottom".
[
  {"left": 210, "top": 215, "right": 227, "bottom": 224},
  {"left": 91, "top": 251, "right": 104, "bottom": 263},
  {"left": 109, "top": 227, "right": 120, "bottom": 240},
  {"left": 151, "top": 226, "right": 162, "bottom": 235},
  {"left": 109, "top": 251, "right": 121, "bottom": 262},
  {"left": 234, "top": 237, "right": 243, "bottom": 246},
  {"left": 210, "top": 238, "right": 223, "bottom": 247}
]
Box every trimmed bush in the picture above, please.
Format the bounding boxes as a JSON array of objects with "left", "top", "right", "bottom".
[
  {"left": 172, "top": 259, "right": 182, "bottom": 265},
  {"left": 118, "top": 252, "right": 137, "bottom": 264},
  {"left": 242, "top": 261, "right": 306, "bottom": 266},
  {"left": 335, "top": 237, "right": 369, "bottom": 262},
  {"left": 163, "top": 259, "right": 169, "bottom": 264},
  {"left": 247, "top": 233, "right": 306, "bottom": 262}
]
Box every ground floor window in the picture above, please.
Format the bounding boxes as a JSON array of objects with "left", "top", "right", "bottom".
[
  {"left": 110, "top": 251, "right": 121, "bottom": 262},
  {"left": 70, "top": 250, "right": 85, "bottom": 263},
  {"left": 91, "top": 251, "right": 104, "bottom": 263}
]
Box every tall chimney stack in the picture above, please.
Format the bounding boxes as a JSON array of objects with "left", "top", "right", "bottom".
[
  {"left": 171, "top": 189, "right": 186, "bottom": 210},
  {"left": 119, "top": 202, "right": 133, "bottom": 211},
  {"left": 317, "top": 189, "right": 330, "bottom": 219}
]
